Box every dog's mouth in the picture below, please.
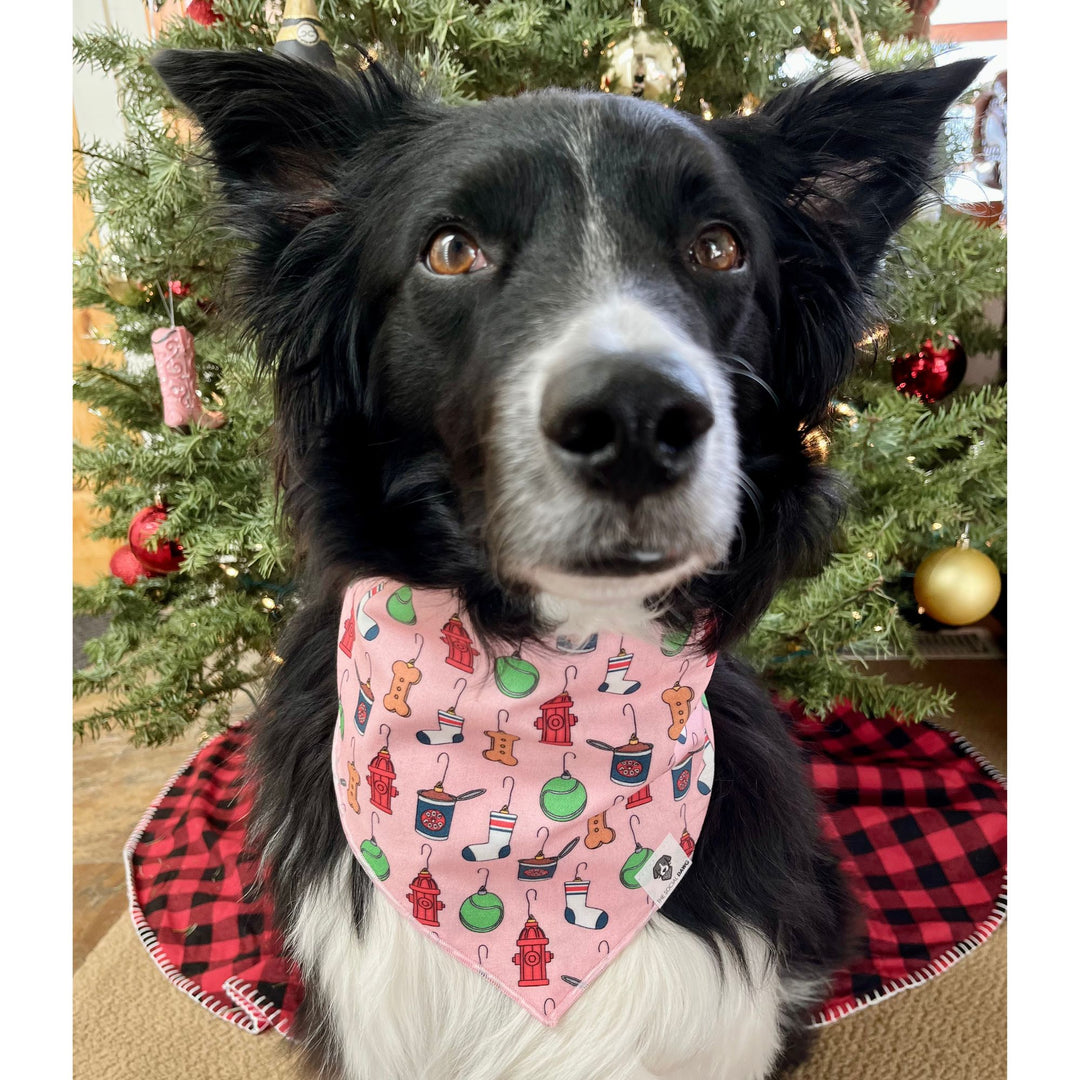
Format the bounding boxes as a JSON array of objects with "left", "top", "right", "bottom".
[{"left": 561, "top": 548, "right": 686, "bottom": 577}]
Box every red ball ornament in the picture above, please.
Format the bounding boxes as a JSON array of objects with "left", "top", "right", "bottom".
[
  {"left": 186, "top": 1, "right": 223, "bottom": 27},
  {"left": 891, "top": 335, "right": 967, "bottom": 404},
  {"left": 168, "top": 279, "right": 191, "bottom": 297},
  {"left": 128, "top": 506, "right": 186, "bottom": 574},
  {"left": 109, "top": 545, "right": 150, "bottom": 586}
]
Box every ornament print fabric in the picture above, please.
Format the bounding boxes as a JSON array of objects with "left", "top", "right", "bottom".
[{"left": 332, "top": 579, "right": 715, "bottom": 1025}]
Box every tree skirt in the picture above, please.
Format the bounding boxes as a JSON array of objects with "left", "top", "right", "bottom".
[{"left": 124, "top": 702, "right": 1006, "bottom": 1036}]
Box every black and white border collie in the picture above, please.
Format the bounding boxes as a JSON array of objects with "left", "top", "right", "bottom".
[{"left": 153, "top": 49, "right": 978, "bottom": 1080}]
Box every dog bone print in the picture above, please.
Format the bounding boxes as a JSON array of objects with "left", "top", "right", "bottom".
[
  {"left": 662, "top": 684, "right": 695, "bottom": 741},
  {"left": 384, "top": 659, "right": 422, "bottom": 717},
  {"left": 583, "top": 810, "right": 616, "bottom": 850},
  {"left": 346, "top": 760, "right": 362, "bottom": 814}
]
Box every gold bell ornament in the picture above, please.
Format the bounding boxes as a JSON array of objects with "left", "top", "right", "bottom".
[
  {"left": 599, "top": 1, "right": 686, "bottom": 107},
  {"left": 913, "top": 529, "right": 1002, "bottom": 627}
]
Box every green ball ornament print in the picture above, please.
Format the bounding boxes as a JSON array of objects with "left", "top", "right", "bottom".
[
  {"left": 360, "top": 837, "right": 390, "bottom": 881},
  {"left": 660, "top": 627, "right": 690, "bottom": 657},
  {"left": 620, "top": 815, "right": 653, "bottom": 889},
  {"left": 459, "top": 871, "right": 504, "bottom": 932},
  {"left": 540, "top": 753, "right": 587, "bottom": 822},
  {"left": 386, "top": 586, "right": 417, "bottom": 625},
  {"left": 495, "top": 651, "right": 540, "bottom": 698},
  {"left": 619, "top": 846, "right": 652, "bottom": 888}
]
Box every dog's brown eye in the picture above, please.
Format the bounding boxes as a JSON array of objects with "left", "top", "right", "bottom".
[
  {"left": 690, "top": 225, "right": 742, "bottom": 271},
  {"left": 426, "top": 230, "right": 488, "bottom": 275}
]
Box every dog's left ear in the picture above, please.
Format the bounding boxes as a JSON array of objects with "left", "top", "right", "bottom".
[{"left": 710, "top": 61, "right": 982, "bottom": 418}]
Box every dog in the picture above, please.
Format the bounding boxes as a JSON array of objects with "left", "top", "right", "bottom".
[{"left": 153, "top": 49, "right": 979, "bottom": 1080}]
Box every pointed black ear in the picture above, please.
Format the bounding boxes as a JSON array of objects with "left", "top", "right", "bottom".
[
  {"left": 710, "top": 61, "right": 982, "bottom": 419},
  {"left": 151, "top": 49, "right": 415, "bottom": 224},
  {"left": 744, "top": 61, "right": 982, "bottom": 269}
]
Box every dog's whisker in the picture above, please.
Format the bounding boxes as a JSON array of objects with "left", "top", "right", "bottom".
[{"left": 721, "top": 353, "right": 780, "bottom": 410}]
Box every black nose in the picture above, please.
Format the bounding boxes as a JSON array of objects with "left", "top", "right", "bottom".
[{"left": 540, "top": 353, "right": 714, "bottom": 503}]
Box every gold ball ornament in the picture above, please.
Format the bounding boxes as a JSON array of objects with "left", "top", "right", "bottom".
[
  {"left": 600, "top": 7, "right": 686, "bottom": 107},
  {"left": 101, "top": 269, "right": 149, "bottom": 307},
  {"left": 913, "top": 537, "right": 1002, "bottom": 627}
]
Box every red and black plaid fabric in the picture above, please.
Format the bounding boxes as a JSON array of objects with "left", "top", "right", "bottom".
[
  {"left": 126, "top": 703, "right": 1005, "bottom": 1034},
  {"left": 124, "top": 731, "right": 303, "bottom": 1034},
  {"left": 783, "top": 699, "right": 1007, "bottom": 1024}
]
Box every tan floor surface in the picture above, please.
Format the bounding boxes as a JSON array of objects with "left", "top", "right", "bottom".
[{"left": 74, "top": 660, "right": 1005, "bottom": 1079}]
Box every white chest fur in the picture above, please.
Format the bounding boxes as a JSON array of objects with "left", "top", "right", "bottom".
[{"left": 289, "top": 852, "right": 787, "bottom": 1080}]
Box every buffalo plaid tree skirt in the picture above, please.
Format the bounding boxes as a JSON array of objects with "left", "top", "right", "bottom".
[{"left": 125, "top": 701, "right": 1006, "bottom": 1035}]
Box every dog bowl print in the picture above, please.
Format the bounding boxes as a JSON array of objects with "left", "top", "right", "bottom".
[
  {"left": 668, "top": 738, "right": 702, "bottom": 802},
  {"left": 414, "top": 752, "right": 485, "bottom": 840},
  {"left": 353, "top": 653, "right": 374, "bottom": 735},
  {"left": 517, "top": 826, "right": 581, "bottom": 881},
  {"left": 586, "top": 704, "right": 653, "bottom": 786}
]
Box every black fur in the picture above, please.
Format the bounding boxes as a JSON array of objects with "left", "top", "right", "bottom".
[{"left": 153, "top": 48, "right": 978, "bottom": 1078}]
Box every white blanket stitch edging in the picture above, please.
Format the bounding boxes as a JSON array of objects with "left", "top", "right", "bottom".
[{"left": 121, "top": 725, "right": 294, "bottom": 1038}]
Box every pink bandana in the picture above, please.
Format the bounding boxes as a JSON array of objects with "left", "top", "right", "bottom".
[{"left": 332, "top": 578, "right": 716, "bottom": 1025}]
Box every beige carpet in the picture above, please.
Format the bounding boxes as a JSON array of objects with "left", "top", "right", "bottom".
[
  {"left": 74, "top": 905, "right": 1004, "bottom": 1080},
  {"left": 74, "top": 660, "right": 1005, "bottom": 1079}
]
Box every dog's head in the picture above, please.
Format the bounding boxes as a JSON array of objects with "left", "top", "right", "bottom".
[{"left": 154, "top": 51, "right": 978, "bottom": 646}]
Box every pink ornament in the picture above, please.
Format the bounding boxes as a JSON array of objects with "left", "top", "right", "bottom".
[{"left": 150, "top": 325, "right": 227, "bottom": 431}]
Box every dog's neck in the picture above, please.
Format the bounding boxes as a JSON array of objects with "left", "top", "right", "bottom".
[
  {"left": 535, "top": 591, "right": 659, "bottom": 645},
  {"left": 530, "top": 556, "right": 708, "bottom": 644}
]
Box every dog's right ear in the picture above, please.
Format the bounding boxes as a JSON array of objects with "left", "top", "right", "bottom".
[{"left": 151, "top": 49, "right": 414, "bottom": 231}]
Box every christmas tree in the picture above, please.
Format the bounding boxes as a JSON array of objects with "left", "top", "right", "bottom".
[{"left": 73, "top": 0, "right": 1006, "bottom": 745}]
